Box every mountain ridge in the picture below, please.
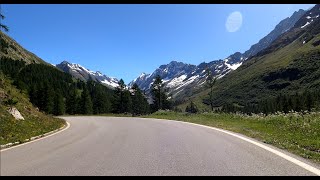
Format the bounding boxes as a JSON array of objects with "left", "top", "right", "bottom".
[
  {"left": 55, "top": 61, "right": 119, "bottom": 89},
  {"left": 178, "top": 4, "right": 320, "bottom": 110},
  {"left": 0, "top": 31, "right": 47, "bottom": 64},
  {"left": 129, "top": 8, "right": 307, "bottom": 100}
]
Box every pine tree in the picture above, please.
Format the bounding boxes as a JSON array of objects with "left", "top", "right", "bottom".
[
  {"left": 36, "top": 82, "right": 54, "bottom": 114},
  {"left": 131, "top": 84, "right": 140, "bottom": 115},
  {"left": 53, "top": 93, "right": 65, "bottom": 115},
  {"left": 80, "top": 86, "right": 93, "bottom": 114},
  {"left": 151, "top": 75, "right": 163, "bottom": 111},
  {"left": 91, "top": 83, "right": 112, "bottom": 114},
  {"left": 123, "top": 90, "right": 132, "bottom": 114},
  {"left": 45, "top": 84, "right": 55, "bottom": 114},
  {"left": 294, "top": 93, "right": 302, "bottom": 112},
  {"left": 112, "top": 79, "right": 133, "bottom": 114},
  {"left": 151, "top": 75, "right": 171, "bottom": 112},
  {"left": 131, "top": 83, "right": 149, "bottom": 115},
  {"left": 205, "top": 68, "right": 217, "bottom": 111},
  {"left": 185, "top": 101, "right": 198, "bottom": 113},
  {"left": 113, "top": 79, "right": 124, "bottom": 113},
  {"left": 0, "top": 5, "right": 9, "bottom": 32},
  {"left": 112, "top": 91, "right": 121, "bottom": 114},
  {"left": 29, "top": 85, "right": 39, "bottom": 108},
  {"left": 66, "top": 85, "right": 78, "bottom": 115}
]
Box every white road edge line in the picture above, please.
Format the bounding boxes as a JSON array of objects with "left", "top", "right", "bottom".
[
  {"left": 1, "top": 122, "right": 70, "bottom": 152},
  {"left": 2, "top": 117, "right": 319, "bottom": 175},
  {"left": 158, "top": 119, "right": 320, "bottom": 176}
]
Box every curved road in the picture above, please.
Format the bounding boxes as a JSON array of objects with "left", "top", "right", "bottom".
[{"left": 1, "top": 116, "right": 319, "bottom": 176}]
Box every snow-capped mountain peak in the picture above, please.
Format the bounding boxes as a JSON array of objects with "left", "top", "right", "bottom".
[
  {"left": 56, "top": 61, "right": 119, "bottom": 88},
  {"left": 129, "top": 7, "right": 306, "bottom": 99},
  {"left": 139, "top": 72, "right": 148, "bottom": 78}
]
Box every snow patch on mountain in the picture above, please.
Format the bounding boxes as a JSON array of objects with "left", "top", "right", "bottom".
[
  {"left": 101, "top": 79, "right": 119, "bottom": 88},
  {"left": 167, "top": 74, "right": 187, "bottom": 88},
  {"left": 301, "top": 21, "right": 311, "bottom": 28},
  {"left": 176, "top": 75, "right": 199, "bottom": 88},
  {"left": 217, "top": 64, "right": 224, "bottom": 69},
  {"left": 225, "top": 61, "right": 242, "bottom": 70},
  {"left": 198, "top": 80, "right": 206, "bottom": 86},
  {"left": 139, "top": 73, "right": 147, "bottom": 78},
  {"left": 216, "top": 73, "right": 226, "bottom": 79}
]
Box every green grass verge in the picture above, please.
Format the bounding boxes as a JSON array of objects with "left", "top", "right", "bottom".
[
  {"left": 0, "top": 73, "right": 66, "bottom": 145},
  {"left": 0, "top": 113, "right": 65, "bottom": 145},
  {"left": 143, "top": 111, "right": 320, "bottom": 164}
]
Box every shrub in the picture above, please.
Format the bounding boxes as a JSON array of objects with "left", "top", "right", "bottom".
[{"left": 185, "top": 101, "right": 198, "bottom": 114}]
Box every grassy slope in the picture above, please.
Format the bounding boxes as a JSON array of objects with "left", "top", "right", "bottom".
[
  {"left": 179, "top": 31, "right": 320, "bottom": 109},
  {"left": 0, "top": 73, "right": 65, "bottom": 145},
  {"left": 0, "top": 31, "right": 47, "bottom": 64},
  {"left": 143, "top": 111, "right": 320, "bottom": 164}
]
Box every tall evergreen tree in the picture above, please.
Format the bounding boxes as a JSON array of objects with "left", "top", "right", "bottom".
[
  {"left": 205, "top": 68, "right": 217, "bottom": 111},
  {"left": 112, "top": 79, "right": 132, "bottom": 113},
  {"left": 36, "top": 82, "right": 54, "bottom": 114},
  {"left": 151, "top": 75, "right": 163, "bottom": 111},
  {"left": 151, "top": 75, "right": 171, "bottom": 112},
  {"left": 122, "top": 90, "right": 132, "bottom": 113},
  {"left": 45, "top": 84, "right": 55, "bottom": 114},
  {"left": 53, "top": 93, "right": 65, "bottom": 115},
  {"left": 29, "top": 85, "right": 39, "bottom": 108},
  {"left": 92, "top": 83, "right": 112, "bottom": 114},
  {"left": 66, "top": 84, "right": 78, "bottom": 115},
  {"left": 131, "top": 83, "right": 149, "bottom": 115},
  {"left": 293, "top": 92, "right": 302, "bottom": 112},
  {"left": 80, "top": 86, "right": 93, "bottom": 114}
]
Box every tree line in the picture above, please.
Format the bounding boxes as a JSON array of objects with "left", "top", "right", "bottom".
[
  {"left": 221, "top": 91, "right": 320, "bottom": 115},
  {"left": 202, "top": 67, "right": 320, "bottom": 115},
  {"left": 0, "top": 10, "right": 174, "bottom": 117},
  {"left": 0, "top": 57, "right": 172, "bottom": 116}
]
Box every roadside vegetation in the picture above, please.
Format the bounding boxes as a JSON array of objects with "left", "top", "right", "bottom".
[
  {"left": 143, "top": 110, "right": 320, "bottom": 164},
  {"left": 1, "top": 5, "right": 319, "bottom": 166},
  {"left": 0, "top": 73, "right": 65, "bottom": 145},
  {"left": 0, "top": 57, "right": 172, "bottom": 117},
  {"left": 1, "top": 15, "right": 65, "bottom": 146}
]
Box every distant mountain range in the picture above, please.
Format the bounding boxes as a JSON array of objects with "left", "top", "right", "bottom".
[
  {"left": 180, "top": 4, "right": 320, "bottom": 108},
  {"left": 129, "top": 8, "right": 306, "bottom": 99},
  {"left": 50, "top": 7, "right": 306, "bottom": 99},
  {"left": 2, "top": 4, "right": 319, "bottom": 107},
  {"left": 55, "top": 61, "right": 119, "bottom": 89}
]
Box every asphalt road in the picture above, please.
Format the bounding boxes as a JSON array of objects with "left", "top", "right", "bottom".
[{"left": 1, "top": 116, "right": 319, "bottom": 176}]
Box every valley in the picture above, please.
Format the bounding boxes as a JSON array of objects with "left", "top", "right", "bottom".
[{"left": 1, "top": 4, "right": 320, "bottom": 175}]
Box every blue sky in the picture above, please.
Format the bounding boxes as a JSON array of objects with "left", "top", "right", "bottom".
[{"left": 2, "top": 4, "right": 315, "bottom": 83}]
